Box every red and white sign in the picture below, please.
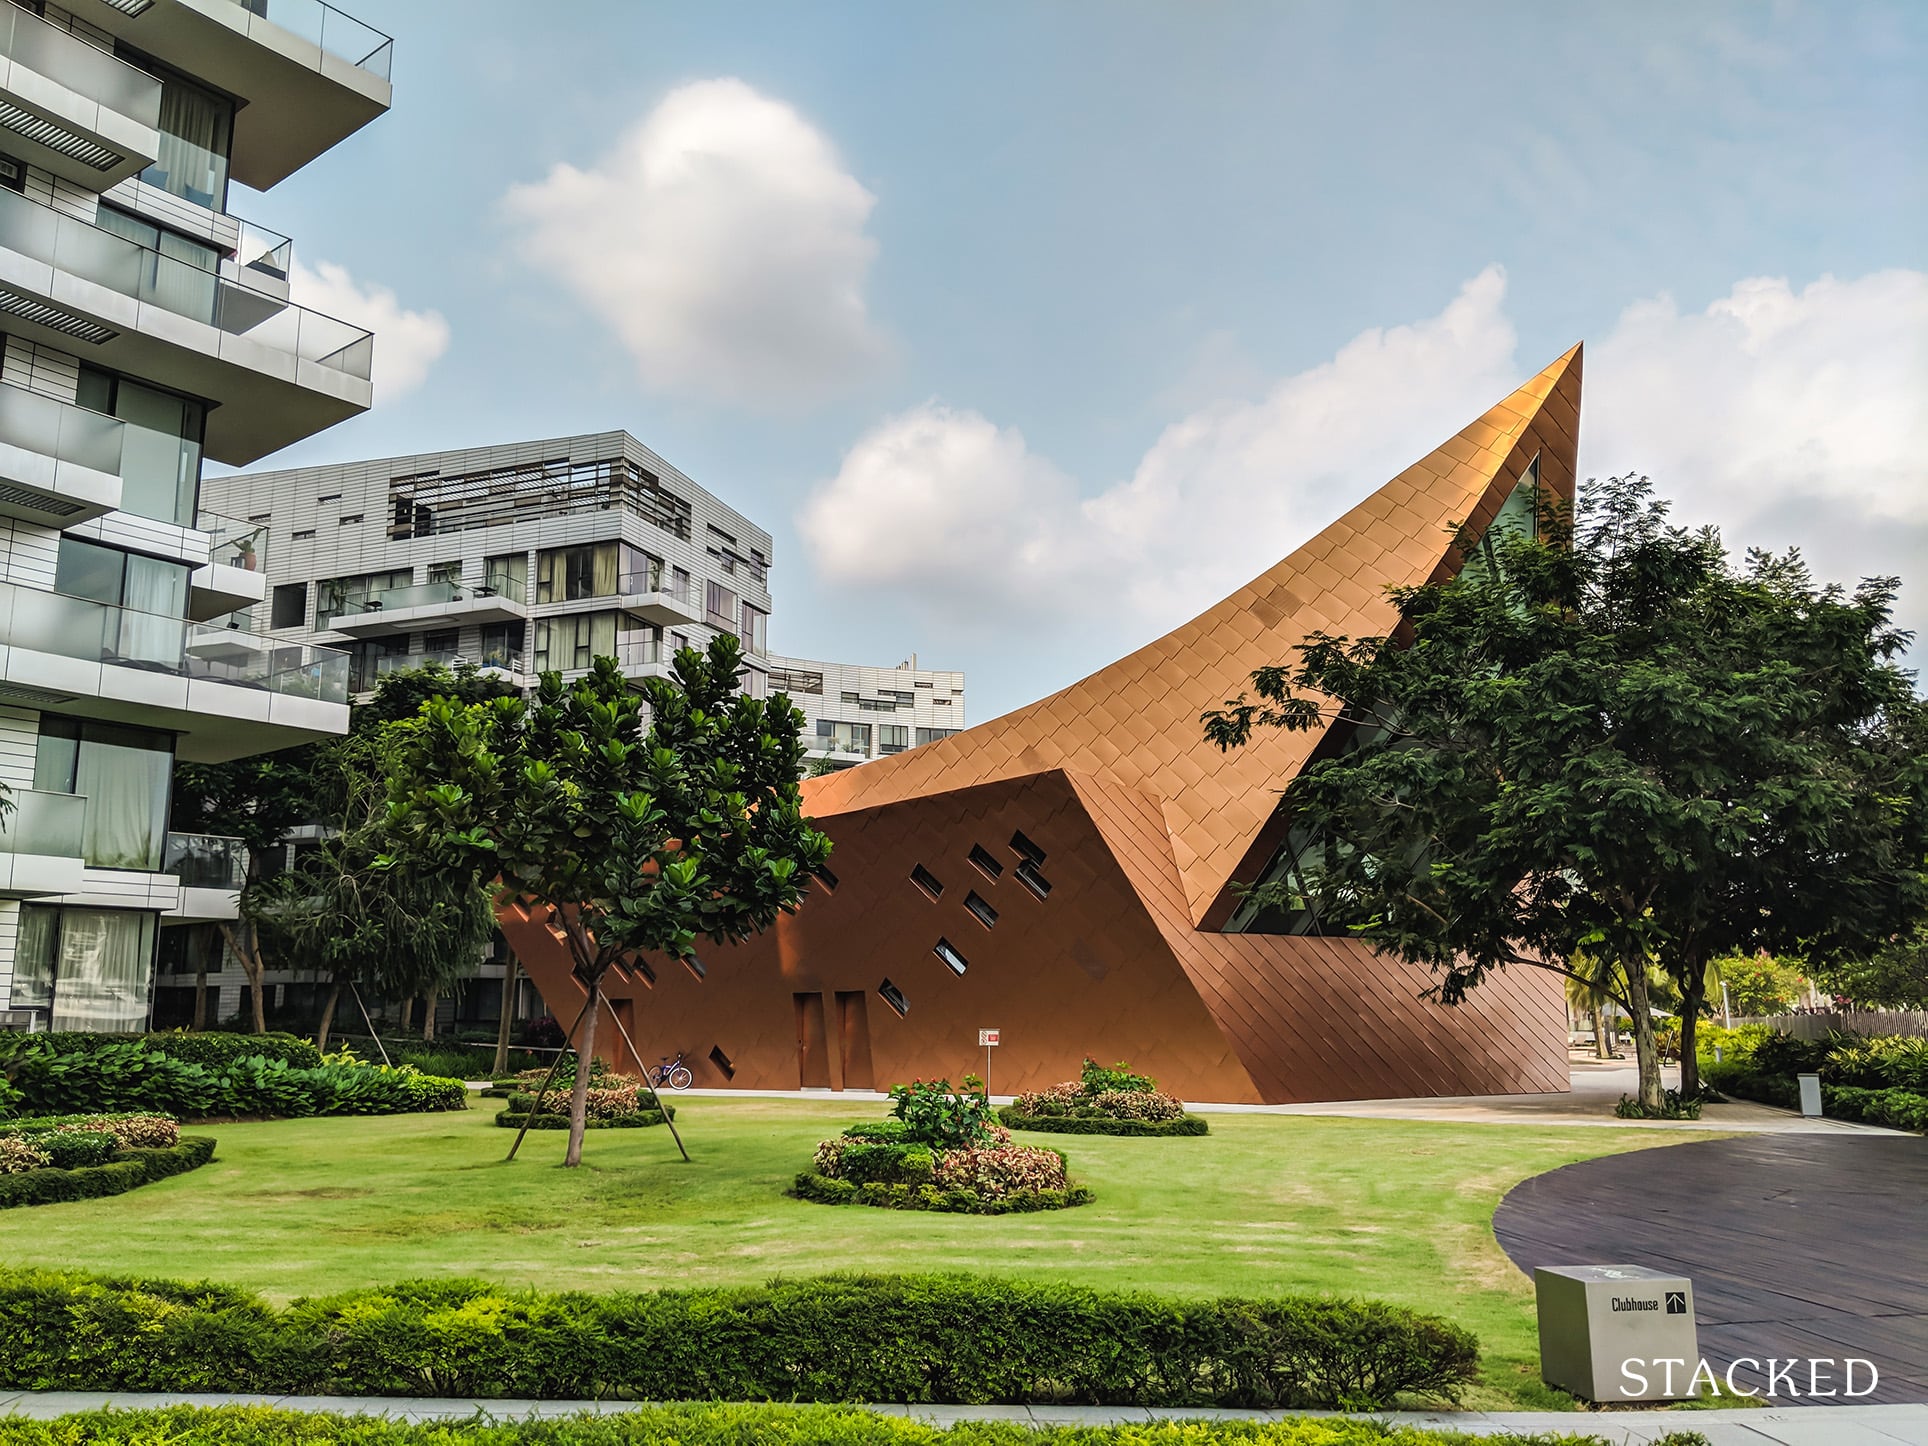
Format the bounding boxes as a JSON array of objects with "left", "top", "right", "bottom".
[{"left": 978, "top": 1029, "right": 1001, "bottom": 1047}]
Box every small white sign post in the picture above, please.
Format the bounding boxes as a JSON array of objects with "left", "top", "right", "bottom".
[{"left": 978, "top": 1028, "right": 1000, "bottom": 1096}]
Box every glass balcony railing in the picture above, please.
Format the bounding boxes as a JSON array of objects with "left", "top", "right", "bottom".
[
  {"left": 232, "top": 218, "right": 291, "bottom": 287},
  {"left": 359, "top": 579, "right": 464, "bottom": 613},
  {"left": 0, "top": 188, "right": 373, "bottom": 381},
  {"left": 0, "top": 382, "right": 124, "bottom": 477},
  {"left": 195, "top": 509, "right": 268, "bottom": 573},
  {"left": 620, "top": 568, "right": 697, "bottom": 605},
  {"left": 1, "top": 581, "right": 349, "bottom": 704},
  {"left": 0, "top": 788, "right": 86, "bottom": 859},
  {"left": 163, "top": 831, "right": 245, "bottom": 890},
  {"left": 0, "top": 5, "right": 163, "bottom": 130},
  {"left": 224, "top": 0, "right": 394, "bottom": 81}
]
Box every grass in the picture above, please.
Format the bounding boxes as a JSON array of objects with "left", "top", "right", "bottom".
[{"left": 0, "top": 1095, "right": 1721, "bottom": 1412}]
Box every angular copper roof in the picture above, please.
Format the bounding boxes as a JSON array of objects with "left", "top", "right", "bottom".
[{"left": 803, "top": 345, "right": 1584, "bottom": 927}]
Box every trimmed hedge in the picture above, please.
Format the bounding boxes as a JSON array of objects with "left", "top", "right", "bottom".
[
  {"left": 0, "top": 1403, "right": 1661, "bottom": 1446},
  {"left": 794, "top": 1171, "right": 1093, "bottom": 1215},
  {"left": 998, "top": 1107, "right": 1210, "bottom": 1137},
  {"left": 494, "top": 1111, "right": 671, "bottom": 1130},
  {"left": 1702, "top": 1062, "right": 1928, "bottom": 1133},
  {"left": 15, "top": 1031, "right": 323, "bottom": 1069},
  {"left": 0, "top": 1136, "right": 214, "bottom": 1209},
  {"left": 0, "top": 1270, "right": 1480, "bottom": 1409}
]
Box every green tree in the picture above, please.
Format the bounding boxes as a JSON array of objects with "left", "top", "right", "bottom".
[
  {"left": 247, "top": 726, "right": 494, "bottom": 1050},
  {"left": 1810, "top": 926, "right": 1928, "bottom": 1009},
  {"left": 170, "top": 662, "right": 521, "bottom": 1034},
  {"left": 1715, "top": 953, "right": 1807, "bottom": 1017},
  {"left": 380, "top": 637, "right": 832, "bottom": 1164},
  {"left": 1203, "top": 475, "right": 1928, "bottom": 1110}
]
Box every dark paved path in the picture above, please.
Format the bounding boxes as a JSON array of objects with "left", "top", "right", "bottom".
[{"left": 1494, "top": 1135, "right": 1928, "bottom": 1406}]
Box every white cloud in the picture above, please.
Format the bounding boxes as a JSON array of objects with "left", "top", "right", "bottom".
[
  {"left": 803, "top": 265, "right": 1928, "bottom": 653},
  {"left": 800, "top": 267, "right": 1519, "bottom": 627},
  {"left": 1585, "top": 269, "right": 1928, "bottom": 523},
  {"left": 289, "top": 259, "right": 450, "bottom": 400},
  {"left": 502, "top": 78, "right": 889, "bottom": 408}
]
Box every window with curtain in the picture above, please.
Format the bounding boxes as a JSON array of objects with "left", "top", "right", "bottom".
[
  {"left": 484, "top": 553, "right": 527, "bottom": 601},
  {"left": 50, "top": 909, "right": 156, "bottom": 1032},
  {"left": 90, "top": 205, "right": 220, "bottom": 321},
  {"left": 536, "top": 543, "right": 619, "bottom": 602},
  {"left": 34, "top": 717, "right": 175, "bottom": 870},
  {"left": 76, "top": 366, "right": 203, "bottom": 526},
  {"left": 12, "top": 904, "right": 58, "bottom": 1014},
  {"left": 53, "top": 538, "right": 188, "bottom": 668},
  {"left": 533, "top": 611, "right": 616, "bottom": 672},
  {"left": 136, "top": 70, "right": 233, "bottom": 209}
]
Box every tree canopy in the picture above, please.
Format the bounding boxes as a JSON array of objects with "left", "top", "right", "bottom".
[
  {"left": 380, "top": 636, "right": 832, "bottom": 1163},
  {"left": 1203, "top": 474, "right": 1928, "bottom": 1109}
]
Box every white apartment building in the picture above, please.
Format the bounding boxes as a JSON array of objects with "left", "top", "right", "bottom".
[
  {"left": 0, "top": 0, "right": 391, "bottom": 1030},
  {"left": 201, "top": 432, "right": 776, "bottom": 700},
  {"left": 769, "top": 654, "right": 964, "bottom": 772}
]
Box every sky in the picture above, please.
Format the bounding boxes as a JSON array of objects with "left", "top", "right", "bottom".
[{"left": 241, "top": 0, "right": 1926, "bottom": 723}]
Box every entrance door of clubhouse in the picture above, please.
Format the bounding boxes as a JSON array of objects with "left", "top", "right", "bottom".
[
  {"left": 794, "top": 991, "right": 831, "bottom": 1088},
  {"left": 836, "top": 990, "right": 875, "bottom": 1091}
]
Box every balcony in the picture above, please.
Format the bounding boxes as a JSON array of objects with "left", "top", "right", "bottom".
[
  {"left": 67, "top": 0, "right": 391, "bottom": 190},
  {"left": 0, "top": 4, "right": 162, "bottom": 189},
  {"left": 0, "top": 381, "right": 124, "bottom": 526},
  {"left": 162, "top": 829, "right": 244, "bottom": 921},
  {"left": 0, "top": 581, "right": 350, "bottom": 760},
  {"left": 0, "top": 787, "right": 87, "bottom": 898},
  {"left": 329, "top": 579, "right": 530, "bottom": 638},
  {"left": 187, "top": 508, "right": 267, "bottom": 620},
  {"left": 620, "top": 568, "right": 701, "bottom": 628},
  {"left": 0, "top": 187, "right": 373, "bottom": 464}
]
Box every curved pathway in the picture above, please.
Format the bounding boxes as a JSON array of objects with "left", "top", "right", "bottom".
[{"left": 1494, "top": 1135, "right": 1928, "bottom": 1406}]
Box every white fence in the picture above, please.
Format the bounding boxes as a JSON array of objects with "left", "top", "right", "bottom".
[{"left": 1733, "top": 1010, "right": 1928, "bottom": 1040}]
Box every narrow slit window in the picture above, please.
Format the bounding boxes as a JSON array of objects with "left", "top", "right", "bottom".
[
  {"left": 933, "top": 938, "right": 968, "bottom": 975},
  {"left": 968, "top": 844, "right": 1003, "bottom": 880},
  {"left": 1010, "top": 830, "right": 1047, "bottom": 866},
  {"left": 708, "top": 1045, "right": 735, "bottom": 1079},
  {"left": 879, "top": 978, "right": 909, "bottom": 1016},
  {"left": 1015, "top": 861, "right": 1052, "bottom": 900},
  {"left": 815, "top": 865, "right": 839, "bottom": 892},
  {"left": 963, "top": 892, "right": 998, "bottom": 929},
  {"left": 910, "top": 864, "right": 943, "bottom": 900}
]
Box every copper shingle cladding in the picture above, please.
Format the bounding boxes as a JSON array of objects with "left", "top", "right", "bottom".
[{"left": 502, "top": 349, "right": 1583, "bottom": 1103}]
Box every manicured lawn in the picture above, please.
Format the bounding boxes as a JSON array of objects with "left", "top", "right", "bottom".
[{"left": 0, "top": 1096, "right": 1716, "bottom": 1411}]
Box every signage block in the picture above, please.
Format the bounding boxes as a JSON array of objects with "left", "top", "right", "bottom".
[
  {"left": 1535, "top": 1264, "right": 1698, "bottom": 1402},
  {"left": 978, "top": 1029, "right": 1000, "bottom": 1047}
]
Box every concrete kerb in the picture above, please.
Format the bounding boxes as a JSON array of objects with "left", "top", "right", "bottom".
[{"left": 1, "top": 1394, "right": 1926, "bottom": 1444}]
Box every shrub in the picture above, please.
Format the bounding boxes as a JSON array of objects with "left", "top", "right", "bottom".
[
  {"left": 504, "top": 1086, "right": 640, "bottom": 1120},
  {"left": 0, "top": 1403, "right": 1545, "bottom": 1445},
  {"left": 887, "top": 1079, "right": 998, "bottom": 1149},
  {"left": 0, "top": 1269, "right": 1479, "bottom": 1409},
  {"left": 931, "top": 1144, "right": 1067, "bottom": 1197},
  {"left": 143, "top": 1031, "right": 323, "bottom": 1070},
  {"left": 1826, "top": 1085, "right": 1928, "bottom": 1132},
  {"left": 998, "top": 1109, "right": 1210, "bottom": 1138},
  {"left": 494, "top": 1111, "right": 670, "bottom": 1131},
  {"left": 1087, "top": 1088, "right": 1185, "bottom": 1122},
  {"left": 20, "top": 1128, "right": 117, "bottom": 1170},
  {"left": 815, "top": 1140, "right": 936, "bottom": 1186},
  {"left": 0, "top": 1138, "right": 49, "bottom": 1175},
  {"left": 794, "top": 1172, "right": 1094, "bottom": 1215},
  {"left": 0, "top": 1112, "right": 179, "bottom": 1148},
  {"left": 1822, "top": 1034, "right": 1928, "bottom": 1093},
  {"left": 1613, "top": 1090, "right": 1702, "bottom": 1120},
  {"left": 840, "top": 1120, "right": 911, "bottom": 1142},
  {"left": 0, "top": 1137, "right": 214, "bottom": 1208},
  {"left": 1079, "top": 1057, "right": 1157, "bottom": 1094}
]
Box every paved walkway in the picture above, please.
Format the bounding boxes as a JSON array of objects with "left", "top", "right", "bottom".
[
  {"left": 1496, "top": 1134, "right": 1928, "bottom": 1407},
  {"left": 0, "top": 1393, "right": 1923, "bottom": 1443},
  {"left": 561, "top": 1058, "right": 1887, "bottom": 1135}
]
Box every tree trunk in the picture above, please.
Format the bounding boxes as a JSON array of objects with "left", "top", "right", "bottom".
[
  {"left": 1591, "top": 1002, "right": 1610, "bottom": 1059},
  {"left": 398, "top": 995, "right": 415, "bottom": 1037},
  {"left": 1677, "top": 966, "right": 1707, "bottom": 1099},
  {"left": 1624, "top": 964, "right": 1664, "bottom": 1111},
  {"left": 317, "top": 976, "right": 342, "bottom": 1052},
  {"left": 565, "top": 982, "right": 600, "bottom": 1168},
  {"left": 421, "top": 988, "right": 439, "bottom": 1042},
  {"left": 219, "top": 921, "right": 267, "bottom": 1033},
  {"left": 493, "top": 957, "right": 519, "bottom": 1077},
  {"left": 192, "top": 961, "right": 208, "bottom": 1032}
]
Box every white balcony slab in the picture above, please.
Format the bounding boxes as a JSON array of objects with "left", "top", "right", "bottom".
[{"left": 188, "top": 559, "right": 267, "bottom": 621}]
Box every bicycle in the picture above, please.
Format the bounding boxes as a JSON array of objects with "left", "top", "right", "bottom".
[{"left": 647, "top": 1052, "right": 694, "bottom": 1091}]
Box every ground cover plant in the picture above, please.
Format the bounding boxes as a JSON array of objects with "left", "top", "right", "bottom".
[
  {"left": 0, "top": 1403, "right": 1718, "bottom": 1446},
  {"left": 0, "top": 1096, "right": 1712, "bottom": 1409},
  {"left": 0, "top": 1270, "right": 1479, "bottom": 1409},
  {"left": 1002, "top": 1057, "right": 1208, "bottom": 1137},
  {"left": 1698, "top": 1024, "right": 1928, "bottom": 1132},
  {"left": 0, "top": 1112, "right": 212, "bottom": 1208},
  {"left": 0, "top": 1033, "right": 466, "bottom": 1121},
  {"left": 798, "top": 1080, "right": 1091, "bottom": 1212}
]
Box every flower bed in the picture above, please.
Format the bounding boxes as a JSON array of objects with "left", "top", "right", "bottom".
[
  {"left": 1002, "top": 1058, "right": 1209, "bottom": 1136},
  {"left": 491, "top": 1082, "right": 672, "bottom": 1130},
  {"left": 0, "top": 1112, "right": 212, "bottom": 1208},
  {"left": 797, "top": 1080, "right": 1091, "bottom": 1213}
]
